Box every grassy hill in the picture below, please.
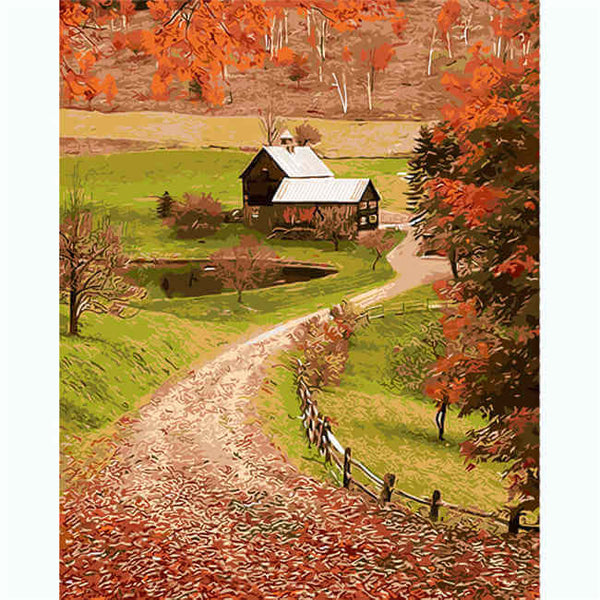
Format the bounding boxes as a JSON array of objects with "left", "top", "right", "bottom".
[
  {"left": 59, "top": 146, "right": 406, "bottom": 446},
  {"left": 252, "top": 285, "right": 507, "bottom": 516}
]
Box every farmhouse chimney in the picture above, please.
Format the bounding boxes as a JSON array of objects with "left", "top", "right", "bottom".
[{"left": 280, "top": 129, "right": 295, "bottom": 152}]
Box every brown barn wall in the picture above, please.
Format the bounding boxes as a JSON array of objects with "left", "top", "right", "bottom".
[{"left": 242, "top": 151, "right": 286, "bottom": 206}]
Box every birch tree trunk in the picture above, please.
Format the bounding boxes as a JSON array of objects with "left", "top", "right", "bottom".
[
  {"left": 332, "top": 72, "right": 348, "bottom": 114},
  {"left": 427, "top": 27, "right": 436, "bottom": 76}
]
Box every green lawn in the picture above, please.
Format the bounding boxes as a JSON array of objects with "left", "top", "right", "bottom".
[
  {"left": 60, "top": 149, "right": 410, "bottom": 259},
  {"left": 60, "top": 306, "right": 248, "bottom": 440},
  {"left": 60, "top": 237, "right": 400, "bottom": 446},
  {"left": 252, "top": 285, "right": 507, "bottom": 516},
  {"left": 60, "top": 146, "right": 406, "bottom": 444}
]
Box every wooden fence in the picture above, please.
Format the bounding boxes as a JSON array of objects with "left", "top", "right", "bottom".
[
  {"left": 294, "top": 358, "right": 539, "bottom": 535},
  {"left": 394, "top": 299, "right": 456, "bottom": 315}
]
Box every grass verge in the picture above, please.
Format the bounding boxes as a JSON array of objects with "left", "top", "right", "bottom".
[{"left": 251, "top": 285, "right": 507, "bottom": 515}]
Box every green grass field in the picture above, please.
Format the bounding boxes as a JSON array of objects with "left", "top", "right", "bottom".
[
  {"left": 252, "top": 285, "right": 507, "bottom": 515},
  {"left": 60, "top": 146, "right": 406, "bottom": 446},
  {"left": 60, "top": 150, "right": 409, "bottom": 251},
  {"left": 60, "top": 236, "right": 402, "bottom": 442}
]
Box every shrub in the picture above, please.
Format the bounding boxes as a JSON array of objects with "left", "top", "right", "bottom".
[
  {"left": 164, "top": 192, "right": 223, "bottom": 238},
  {"left": 294, "top": 302, "right": 360, "bottom": 389},
  {"left": 294, "top": 121, "right": 322, "bottom": 146}
]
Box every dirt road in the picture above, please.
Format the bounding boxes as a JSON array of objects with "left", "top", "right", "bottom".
[{"left": 60, "top": 235, "right": 538, "bottom": 599}]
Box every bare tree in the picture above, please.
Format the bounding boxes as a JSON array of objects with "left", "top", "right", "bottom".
[
  {"left": 258, "top": 102, "right": 283, "bottom": 145},
  {"left": 59, "top": 183, "right": 145, "bottom": 336},
  {"left": 358, "top": 229, "right": 397, "bottom": 270},
  {"left": 210, "top": 236, "right": 279, "bottom": 303},
  {"left": 331, "top": 71, "right": 348, "bottom": 114},
  {"left": 314, "top": 206, "right": 356, "bottom": 251}
]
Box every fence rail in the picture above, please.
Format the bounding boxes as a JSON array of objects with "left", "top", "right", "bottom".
[
  {"left": 294, "top": 359, "right": 539, "bottom": 535},
  {"left": 394, "top": 299, "right": 456, "bottom": 315}
]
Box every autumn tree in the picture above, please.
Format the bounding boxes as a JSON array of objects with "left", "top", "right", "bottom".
[
  {"left": 163, "top": 193, "right": 223, "bottom": 238},
  {"left": 416, "top": 0, "right": 540, "bottom": 514},
  {"left": 119, "top": 1, "right": 408, "bottom": 105},
  {"left": 210, "top": 236, "right": 279, "bottom": 303},
  {"left": 350, "top": 33, "right": 398, "bottom": 111},
  {"left": 314, "top": 206, "right": 356, "bottom": 251},
  {"left": 331, "top": 45, "right": 352, "bottom": 114},
  {"left": 59, "top": 182, "right": 145, "bottom": 336},
  {"left": 288, "top": 53, "right": 310, "bottom": 88},
  {"left": 294, "top": 122, "right": 322, "bottom": 146},
  {"left": 358, "top": 229, "right": 397, "bottom": 270},
  {"left": 60, "top": 0, "right": 119, "bottom": 106},
  {"left": 437, "top": 0, "right": 461, "bottom": 59}
]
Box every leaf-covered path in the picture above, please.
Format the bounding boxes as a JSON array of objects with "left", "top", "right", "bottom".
[{"left": 61, "top": 234, "right": 539, "bottom": 599}]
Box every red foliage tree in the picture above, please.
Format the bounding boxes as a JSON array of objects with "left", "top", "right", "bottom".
[
  {"left": 210, "top": 236, "right": 279, "bottom": 303},
  {"left": 416, "top": 0, "right": 540, "bottom": 514},
  {"left": 126, "top": 1, "right": 408, "bottom": 104},
  {"left": 288, "top": 53, "right": 310, "bottom": 88},
  {"left": 358, "top": 229, "right": 396, "bottom": 270},
  {"left": 164, "top": 192, "right": 224, "bottom": 238},
  {"left": 59, "top": 0, "right": 126, "bottom": 105},
  {"left": 437, "top": 0, "right": 461, "bottom": 59}
]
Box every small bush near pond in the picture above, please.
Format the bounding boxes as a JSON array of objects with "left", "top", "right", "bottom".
[{"left": 163, "top": 192, "right": 224, "bottom": 238}]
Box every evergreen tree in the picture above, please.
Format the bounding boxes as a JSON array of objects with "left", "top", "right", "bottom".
[
  {"left": 157, "top": 191, "right": 174, "bottom": 219},
  {"left": 405, "top": 125, "right": 459, "bottom": 212}
]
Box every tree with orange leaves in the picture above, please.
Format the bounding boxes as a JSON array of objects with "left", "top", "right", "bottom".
[
  {"left": 411, "top": 0, "right": 540, "bottom": 516},
  {"left": 60, "top": 0, "right": 122, "bottom": 106},
  {"left": 437, "top": 0, "right": 461, "bottom": 59}
]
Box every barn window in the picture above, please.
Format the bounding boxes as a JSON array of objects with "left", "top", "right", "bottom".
[
  {"left": 369, "top": 214, "right": 378, "bottom": 224},
  {"left": 369, "top": 200, "right": 377, "bottom": 210},
  {"left": 359, "top": 200, "right": 368, "bottom": 210},
  {"left": 359, "top": 216, "right": 367, "bottom": 225}
]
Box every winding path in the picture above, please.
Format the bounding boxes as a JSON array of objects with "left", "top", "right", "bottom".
[{"left": 60, "top": 234, "right": 538, "bottom": 599}]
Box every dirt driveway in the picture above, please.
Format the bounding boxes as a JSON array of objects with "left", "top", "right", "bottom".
[{"left": 60, "top": 235, "right": 538, "bottom": 599}]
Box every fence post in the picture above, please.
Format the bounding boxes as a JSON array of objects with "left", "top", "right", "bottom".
[
  {"left": 379, "top": 473, "right": 396, "bottom": 505},
  {"left": 508, "top": 508, "right": 521, "bottom": 534},
  {"left": 429, "top": 489, "right": 441, "bottom": 521},
  {"left": 315, "top": 418, "right": 325, "bottom": 454},
  {"left": 323, "top": 419, "right": 332, "bottom": 464},
  {"left": 343, "top": 447, "right": 352, "bottom": 488}
]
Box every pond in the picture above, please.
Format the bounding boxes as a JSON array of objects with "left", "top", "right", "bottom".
[{"left": 124, "top": 259, "right": 338, "bottom": 299}]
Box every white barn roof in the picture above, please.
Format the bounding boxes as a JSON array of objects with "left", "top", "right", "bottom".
[
  {"left": 272, "top": 178, "right": 372, "bottom": 204},
  {"left": 262, "top": 146, "right": 334, "bottom": 178}
]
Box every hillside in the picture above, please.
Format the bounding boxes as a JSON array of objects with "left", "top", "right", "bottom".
[{"left": 61, "top": 0, "right": 496, "bottom": 121}]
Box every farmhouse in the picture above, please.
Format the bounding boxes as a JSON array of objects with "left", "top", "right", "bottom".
[{"left": 239, "top": 133, "right": 380, "bottom": 234}]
